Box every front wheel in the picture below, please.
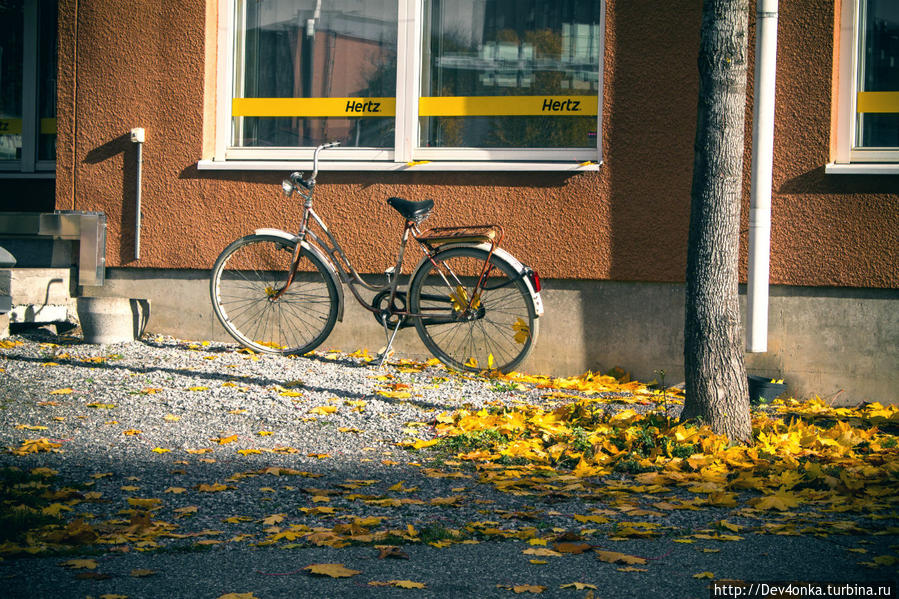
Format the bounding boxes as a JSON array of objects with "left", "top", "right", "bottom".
[
  {"left": 210, "top": 234, "right": 339, "bottom": 355},
  {"left": 408, "top": 246, "right": 538, "bottom": 373}
]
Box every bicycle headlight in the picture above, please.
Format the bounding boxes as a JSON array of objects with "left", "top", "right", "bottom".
[{"left": 281, "top": 179, "right": 294, "bottom": 197}]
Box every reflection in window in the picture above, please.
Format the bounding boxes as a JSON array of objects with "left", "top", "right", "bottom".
[
  {"left": 38, "top": 0, "right": 57, "bottom": 162},
  {"left": 857, "top": 0, "right": 899, "bottom": 149},
  {"left": 0, "top": 0, "right": 24, "bottom": 162},
  {"left": 232, "top": 0, "right": 397, "bottom": 148},
  {"left": 420, "top": 0, "right": 602, "bottom": 149}
]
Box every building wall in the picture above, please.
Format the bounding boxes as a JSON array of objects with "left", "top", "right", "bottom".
[
  {"left": 55, "top": 0, "right": 897, "bottom": 288},
  {"left": 55, "top": 1, "right": 898, "bottom": 401}
]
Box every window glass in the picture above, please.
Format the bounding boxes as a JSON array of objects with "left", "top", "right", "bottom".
[
  {"left": 0, "top": 0, "right": 24, "bottom": 162},
  {"left": 232, "top": 0, "right": 397, "bottom": 149},
  {"left": 856, "top": 0, "right": 899, "bottom": 149},
  {"left": 420, "top": 0, "right": 601, "bottom": 149},
  {"left": 38, "top": 0, "right": 57, "bottom": 162}
]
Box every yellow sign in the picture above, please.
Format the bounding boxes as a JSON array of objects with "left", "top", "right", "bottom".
[
  {"left": 0, "top": 119, "right": 22, "bottom": 135},
  {"left": 857, "top": 92, "right": 899, "bottom": 114},
  {"left": 232, "top": 97, "right": 396, "bottom": 117},
  {"left": 232, "top": 95, "right": 598, "bottom": 118},
  {"left": 419, "top": 95, "right": 597, "bottom": 116},
  {"left": 0, "top": 118, "right": 57, "bottom": 135}
]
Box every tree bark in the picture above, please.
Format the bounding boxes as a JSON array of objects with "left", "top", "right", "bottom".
[{"left": 682, "top": 0, "right": 752, "bottom": 442}]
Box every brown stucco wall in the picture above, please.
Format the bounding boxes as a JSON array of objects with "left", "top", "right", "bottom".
[{"left": 57, "top": 0, "right": 898, "bottom": 289}]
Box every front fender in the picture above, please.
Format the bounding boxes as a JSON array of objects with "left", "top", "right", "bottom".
[{"left": 255, "top": 228, "right": 344, "bottom": 322}]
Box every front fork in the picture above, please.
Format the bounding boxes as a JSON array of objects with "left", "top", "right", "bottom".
[{"left": 271, "top": 199, "right": 314, "bottom": 301}]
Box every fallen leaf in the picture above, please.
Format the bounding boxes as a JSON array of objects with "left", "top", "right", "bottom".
[
  {"left": 388, "top": 580, "right": 426, "bottom": 589},
  {"left": 130, "top": 569, "right": 157, "bottom": 577},
  {"left": 211, "top": 434, "right": 238, "bottom": 445},
  {"left": 596, "top": 551, "right": 647, "bottom": 565},
  {"left": 304, "top": 564, "right": 361, "bottom": 578},
  {"left": 60, "top": 559, "right": 98, "bottom": 570},
  {"left": 560, "top": 583, "right": 597, "bottom": 590},
  {"left": 693, "top": 572, "right": 715, "bottom": 579}
]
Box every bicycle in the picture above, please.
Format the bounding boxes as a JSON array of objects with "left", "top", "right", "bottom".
[{"left": 210, "top": 142, "right": 544, "bottom": 373}]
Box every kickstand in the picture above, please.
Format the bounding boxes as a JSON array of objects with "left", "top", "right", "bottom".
[{"left": 377, "top": 313, "right": 404, "bottom": 368}]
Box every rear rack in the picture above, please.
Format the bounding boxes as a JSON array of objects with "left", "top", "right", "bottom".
[{"left": 415, "top": 224, "right": 504, "bottom": 250}]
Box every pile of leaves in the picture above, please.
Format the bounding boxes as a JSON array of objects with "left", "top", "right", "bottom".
[{"left": 412, "top": 370, "right": 899, "bottom": 518}]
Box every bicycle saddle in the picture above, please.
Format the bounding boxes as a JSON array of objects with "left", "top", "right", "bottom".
[{"left": 387, "top": 197, "right": 434, "bottom": 222}]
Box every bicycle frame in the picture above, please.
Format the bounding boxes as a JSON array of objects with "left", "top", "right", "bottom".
[{"left": 275, "top": 143, "right": 506, "bottom": 323}]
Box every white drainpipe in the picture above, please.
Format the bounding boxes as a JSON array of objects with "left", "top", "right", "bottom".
[{"left": 747, "top": 0, "right": 778, "bottom": 353}]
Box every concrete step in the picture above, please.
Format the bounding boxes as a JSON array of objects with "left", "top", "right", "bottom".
[{"left": 0, "top": 267, "right": 77, "bottom": 327}]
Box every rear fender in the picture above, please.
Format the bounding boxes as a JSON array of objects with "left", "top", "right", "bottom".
[
  {"left": 411, "top": 242, "right": 543, "bottom": 317},
  {"left": 255, "top": 228, "right": 344, "bottom": 322}
]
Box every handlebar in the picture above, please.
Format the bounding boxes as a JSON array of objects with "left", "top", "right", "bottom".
[{"left": 284, "top": 141, "right": 340, "bottom": 196}]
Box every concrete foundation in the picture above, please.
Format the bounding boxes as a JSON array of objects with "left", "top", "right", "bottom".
[{"left": 79, "top": 268, "right": 899, "bottom": 405}]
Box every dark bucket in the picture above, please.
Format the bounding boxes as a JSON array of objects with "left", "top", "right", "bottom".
[{"left": 748, "top": 375, "right": 787, "bottom": 404}]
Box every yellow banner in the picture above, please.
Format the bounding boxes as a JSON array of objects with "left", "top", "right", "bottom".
[
  {"left": 857, "top": 91, "right": 899, "bottom": 114},
  {"left": 0, "top": 118, "right": 56, "bottom": 135},
  {"left": 232, "top": 95, "right": 598, "bottom": 118},
  {"left": 41, "top": 118, "right": 57, "bottom": 135},
  {"left": 0, "top": 119, "right": 22, "bottom": 135},
  {"left": 233, "top": 97, "right": 396, "bottom": 117},
  {"left": 419, "top": 95, "right": 597, "bottom": 116}
]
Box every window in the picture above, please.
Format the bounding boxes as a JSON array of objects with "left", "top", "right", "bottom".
[
  {"left": 211, "top": 0, "right": 604, "bottom": 170},
  {"left": 0, "top": 0, "right": 57, "bottom": 174},
  {"left": 832, "top": 0, "right": 899, "bottom": 171}
]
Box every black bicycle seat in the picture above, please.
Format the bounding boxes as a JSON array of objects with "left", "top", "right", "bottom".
[{"left": 387, "top": 197, "right": 434, "bottom": 222}]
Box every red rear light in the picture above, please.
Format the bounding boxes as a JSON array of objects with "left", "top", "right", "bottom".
[{"left": 529, "top": 270, "right": 541, "bottom": 292}]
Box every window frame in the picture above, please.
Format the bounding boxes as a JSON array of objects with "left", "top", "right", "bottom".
[
  {"left": 0, "top": 0, "right": 56, "bottom": 177},
  {"left": 830, "top": 0, "right": 899, "bottom": 173},
  {"left": 207, "top": 0, "right": 604, "bottom": 171}
]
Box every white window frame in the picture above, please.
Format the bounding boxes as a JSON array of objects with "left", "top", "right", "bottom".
[
  {"left": 203, "top": 0, "right": 604, "bottom": 172},
  {"left": 828, "top": 0, "right": 899, "bottom": 174},
  {"left": 0, "top": 0, "right": 55, "bottom": 177}
]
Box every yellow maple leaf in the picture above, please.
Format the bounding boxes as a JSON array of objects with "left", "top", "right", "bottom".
[
  {"left": 753, "top": 491, "right": 800, "bottom": 511},
  {"left": 262, "top": 513, "right": 286, "bottom": 526},
  {"left": 152, "top": 447, "right": 171, "bottom": 453},
  {"left": 211, "top": 434, "right": 238, "bottom": 445},
  {"left": 187, "top": 386, "right": 209, "bottom": 392},
  {"left": 164, "top": 487, "right": 187, "bottom": 494},
  {"left": 122, "top": 429, "right": 142, "bottom": 436},
  {"left": 309, "top": 405, "right": 338, "bottom": 415},
  {"left": 60, "top": 558, "right": 98, "bottom": 570},
  {"left": 196, "top": 483, "right": 231, "bottom": 492},
  {"left": 304, "top": 564, "right": 361, "bottom": 578},
  {"left": 693, "top": 572, "right": 715, "bottom": 579},
  {"left": 130, "top": 569, "right": 157, "bottom": 577},
  {"left": 49, "top": 388, "right": 74, "bottom": 395},
  {"left": 596, "top": 550, "right": 646, "bottom": 565},
  {"left": 389, "top": 580, "right": 426, "bottom": 589}
]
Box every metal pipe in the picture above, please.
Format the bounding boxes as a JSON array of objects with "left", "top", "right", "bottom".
[
  {"left": 747, "top": 0, "right": 778, "bottom": 353},
  {"left": 130, "top": 128, "right": 145, "bottom": 261}
]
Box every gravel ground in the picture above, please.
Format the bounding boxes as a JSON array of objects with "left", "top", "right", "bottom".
[{"left": 0, "top": 329, "right": 896, "bottom": 599}]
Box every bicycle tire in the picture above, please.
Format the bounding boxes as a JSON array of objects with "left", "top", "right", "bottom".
[
  {"left": 408, "top": 246, "right": 538, "bottom": 373},
  {"left": 210, "top": 234, "right": 339, "bottom": 355}
]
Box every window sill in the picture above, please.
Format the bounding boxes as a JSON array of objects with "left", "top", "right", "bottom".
[
  {"left": 196, "top": 160, "right": 601, "bottom": 173},
  {"left": 825, "top": 162, "right": 899, "bottom": 175}
]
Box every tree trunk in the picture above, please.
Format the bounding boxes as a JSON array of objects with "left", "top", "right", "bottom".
[{"left": 682, "top": 0, "right": 752, "bottom": 442}]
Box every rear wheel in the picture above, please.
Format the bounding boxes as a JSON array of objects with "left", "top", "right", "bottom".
[
  {"left": 210, "top": 234, "right": 339, "bottom": 355},
  {"left": 408, "top": 246, "right": 537, "bottom": 373}
]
